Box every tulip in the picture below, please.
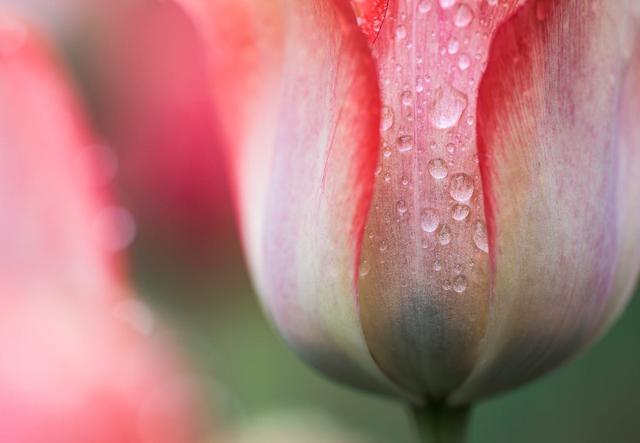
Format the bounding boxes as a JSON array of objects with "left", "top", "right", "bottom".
[
  {"left": 176, "top": 0, "right": 640, "bottom": 440},
  {"left": 0, "top": 15, "right": 206, "bottom": 442}
]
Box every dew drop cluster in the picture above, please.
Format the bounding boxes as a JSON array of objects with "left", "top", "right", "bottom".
[{"left": 359, "top": 0, "right": 520, "bottom": 296}]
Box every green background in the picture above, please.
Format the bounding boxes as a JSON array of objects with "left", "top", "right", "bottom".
[{"left": 136, "top": 246, "right": 640, "bottom": 443}]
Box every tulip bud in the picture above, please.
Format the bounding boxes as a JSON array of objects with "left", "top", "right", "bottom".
[{"left": 177, "top": 0, "right": 640, "bottom": 434}]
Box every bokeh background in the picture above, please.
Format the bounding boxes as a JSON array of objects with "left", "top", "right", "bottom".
[{"left": 2, "top": 0, "right": 640, "bottom": 441}]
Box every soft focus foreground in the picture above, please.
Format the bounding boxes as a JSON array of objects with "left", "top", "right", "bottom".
[
  {"left": 0, "top": 0, "right": 639, "bottom": 442},
  {"left": 0, "top": 12, "right": 207, "bottom": 443}
]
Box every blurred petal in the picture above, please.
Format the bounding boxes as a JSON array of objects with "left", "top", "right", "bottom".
[
  {"left": 450, "top": 0, "right": 640, "bottom": 404},
  {"left": 0, "top": 16, "right": 206, "bottom": 442},
  {"left": 358, "top": 0, "right": 521, "bottom": 400},
  {"left": 178, "top": 0, "right": 408, "bottom": 396},
  {"left": 0, "top": 14, "right": 122, "bottom": 304},
  {"left": 77, "top": 0, "right": 232, "bottom": 268},
  {"left": 0, "top": 294, "right": 205, "bottom": 443}
]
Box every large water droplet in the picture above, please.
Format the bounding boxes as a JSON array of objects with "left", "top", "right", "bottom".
[
  {"left": 433, "top": 260, "right": 442, "bottom": 272},
  {"left": 454, "top": 4, "right": 474, "bottom": 27},
  {"left": 428, "top": 158, "right": 448, "bottom": 179},
  {"left": 449, "top": 173, "right": 474, "bottom": 202},
  {"left": 381, "top": 106, "right": 394, "bottom": 131},
  {"left": 473, "top": 221, "right": 489, "bottom": 253},
  {"left": 453, "top": 274, "right": 468, "bottom": 293},
  {"left": 429, "top": 86, "right": 468, "bottom": 129},
  {"left": 397, "top": 135, "right": 414, "bottom": 153},
  {"left": 420, "top": 209, "right": 439, "bottom": 233},
  {"left": 451, "top": 204, "right": 470, "bottom": 221}
]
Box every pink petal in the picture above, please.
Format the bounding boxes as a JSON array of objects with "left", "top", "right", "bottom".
[
  {"left": 357, "top": 0, "right": 523, "bottom": 400},
  {"left": 178, "top": 0, "right": 410, "bottom": 397},
  {"left": 0, "top": 14, "right": 122, "bottom": 303},
  {"left": 450, "top": 0, "right": 640, "bottom": 403}
]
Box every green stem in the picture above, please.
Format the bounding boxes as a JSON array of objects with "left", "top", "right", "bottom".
[{"left": 411, "top": 404, "right": 472, "bottom": 443}]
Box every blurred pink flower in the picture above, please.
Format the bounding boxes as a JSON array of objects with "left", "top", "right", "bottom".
[
  {"left": 78, "top": 0, "right": 236, "bottom": 266},
  {"left": 4, "top": 0, "right": 241, "bottom": 270},
  {"left": 0, "top": 14, "right": 207, "bottom": 442}
]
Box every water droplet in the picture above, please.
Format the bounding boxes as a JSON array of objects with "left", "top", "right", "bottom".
[
  {"left": 458, "top": 53, "right": 471, "bottom": 70},
  {"left": 396, "top": 199, "right": 408, "bottom": 216},
  {"left": 379, "top": 240, "right": 389, "bottom": 252},
  {"left": 443, "top": 279, "right": 452, "bottom": 290},
  {"left": 420, "top": 209, "right": 439, "bottom": 233},
  {"left": 359, "top": 259, "right": 371, "bottom": 277},
  {"left": 433, "top": 260, "right": 442, "bottom": 271},
  {"left": 438, "top": 224, "right": 452, "bottom": 245},
  {"left": 439, "top": 0, "right": 457, "bottom": 9},
  {"left": 401, "top": 176, "right": 409, "bottom": 186},
  {"left": 397, "top": 135, "right": 414, "bottom": 153},
  {"left": 422, "top": 238, "right": 429, "bottom": 249},
  {"left": 429, "top": 86, "right": 468, "bottom": 129},
  {"left": 383, "top": 145, "right": 392, "bottom": 158},
  {"left": 451, "top": 204, "right": 470, "bottom": 221},
  {"left": 454, "top": 4, "right": 474, "bottom": 27},
  {"left": 453, "top": 274, "right": 468, "bottom": 293},
  {"left": 428, "top": 158, "right": 448, "bottom": 179},
  {"left": 447, "top": 38, "right": 460, "bottom": 55},
  {"left": 396, "top": 25, "right": 407, "bottom": 40},
  {"left": 446, "top": 143, "right": 456, "bottom": 154},
  {"left": 454, "top": 263, "right": 463, "bottom": 274},
  {"left": 381, "top": 106, "right": 394, "bottom": 131},
  {"left": 401, "top": 90, "right": 413, "bottom": 106},
  {"left": 418, "top": 0, "right": 432, "bottom": 13},
  {"left": 449, "top": 173, "right": 474, "bottom": 202},
  {"left": 384, "top": 173, "right": 391, "bottom": 183},
  {"left": 473, "top": 221, "right": 489, "bottom": 252}
]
